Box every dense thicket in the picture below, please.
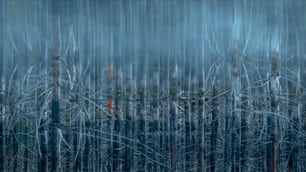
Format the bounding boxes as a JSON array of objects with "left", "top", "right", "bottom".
[{"left": 1, "top": 0, "right": 306, "bottom": 171}]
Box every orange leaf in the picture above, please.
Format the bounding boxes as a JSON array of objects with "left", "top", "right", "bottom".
[
  {"left": 108, "top": 65, "right": 113, "bottom": 79},
  {"left": 108, "top": 99, "right": 112, "bottom": 114}
]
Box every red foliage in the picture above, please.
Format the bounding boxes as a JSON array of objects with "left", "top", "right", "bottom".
[{"left": 108, "top": 99, "right": 112, "bottom": 114}]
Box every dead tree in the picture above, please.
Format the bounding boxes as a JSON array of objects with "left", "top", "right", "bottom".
[
  {"left": 6, "top": 66, "right": 18, "bottom": 172},
  {"left": 152, "top": 74, "right": 160, "bottom": 172},
  {"left": 240, "top": 75, "right": 249, "bottom": 172},
  {"left": 231, "top": 49, "right": 240, "bottom": 172},
  {"left": 197, "top": 71, "right": 205, "bottom": 172},
  {"left": 93, "top": 57, "right": 101, "bottom": 172},
  {"left": 136, "top": 78, "right": 146, "bottom": 172},
  {"left": 287, "top": 63, "right": 300, "bottom": 172},
  {"left": 301, "top": 58, "right": 306, "bottom": 172},
  {"left": 106, "top": 63, "right": 114, "bottom": 172},
  {"left": 287, "top": 81, "right": 294, "bottom": 172},
  {"left": 210, "top": 86, "right": 219, "bottom": 172},
  {"left": 147, "top": 69, "right": 160, "bottom": 171},
  {"left": 302, "top": 92, "right": 306, "bottom": 171},
  {"left": 184, "top": 68, "right": 192, "bottom": 172},
  {"left": 83, "top": 90, "right": 90, "bottom": 172},
  {"left": 113, "top": 66, "right": 123, "bottom": 172},
  {"left": 267, "top": 52, "right": 280, "bottom": 172},
  {"left": 49, "top": 16, "right": 61, "bottom": 172},
  {"left": 0, "top": 85, "right": 3, "bottom": 172},
  {"left": 124, "top": 66, "right": 134, "bottom": 171},
  {"left": 224, "top": 61, "right": 231, "bottom": 172},
  {"left": 23, "top": 119, "right": 28, "bottom": 172},
  {"left": 38, "top": 85, "right": 48, "bottom": 172},
  {"left": 170, "top": 75, "right": 178, "bottom": 171},
  {"left": 0, "top": 9, "right": 4, "bottom": 170}
]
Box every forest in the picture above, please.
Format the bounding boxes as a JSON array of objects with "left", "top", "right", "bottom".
[{"left": 0, "top": 0, "right": 306, "bottom": 171}]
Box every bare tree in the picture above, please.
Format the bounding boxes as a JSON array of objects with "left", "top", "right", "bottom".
[
  {"left": 210, "top": 85, "right": 219, "bottom": 172},
  {"left": 231, "top": 49, "right": 240, "bottom": 172},
  {"left": 197, "top": 70, "right": 205, "bottom": 172},
  {"left": 170, "top": 73, "right": 178, "bottom": 171},
  {"left": 124, "top": 65, "right": 135, "bottom": 171},
  {"left": 136, "top": 77, "right": 146, "bottom": 172},
  {"left": 267, "top": 52, "right": 280, "bottom": 172},
  {"left": 240, "top": 69, "right": 249, "bottom": 172},
  {"left": 0, "top": 2, "right": 4, "bottom": 169},
  {"left": 37, "top": 73, "right": 48, "bottom": 172},
  {"left": 49, "top": 16, "right": 61, "bottom": 172}
]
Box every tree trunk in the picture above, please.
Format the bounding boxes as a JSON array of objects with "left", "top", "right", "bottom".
[
  {"left": 302, "top": 95, "right": 306, "bottom": 171},
  {"left": 224, "top": 92, "right": 230, "bottom": 172},
  {"left": 93, "top": 58, "right": 100, "bottom": 172},
  {"left": 83, "top": 125, "right": 90, "bottom": 172},
  {"left": 224, "top": 56, "right": 232, "bottom": 172},
  {"left": 64, "top": 115, "right": 72, "bottom": 172},
  {"left": 210, "top": 86, "right": 219, "bottom": 172},
  {"left": 49, "top": 16, "right": 61, "bottom": 172},
  {"left": 197, "top": 77, "right": 205, "bottom": 172},
  {"left": 231, "top": 49, "right": 240, "bottom": 172},
  {"left": 184, "top": 81, "right": 191, "bottom": 171},
  {"left": 0, "top": 3, "right": 4, "bottom": 170},
  {"left": 267, "top": 52, "right": 280, "bottom": 172},
  {"left": 7, "top": 70, "right": 18, "bottom": 172},
  {"left": 107, "top": 64, "right": 113, "bottom": 171},
  {"left": 288, "top": 79, "right": 300, "bottom": 172},
  {"left": 148, "top": 74, "right": 159, "bottom": 171},
  {"left": 73, "top": 104, "right": 81, "bottom": 172},
  {"left": 137, "top": 80, "right": 146, "bottom": 172},
  {"left": 113, "top": 68, "right": 122, "bottom": 172},
  {"left": 38, "top": 118, "right": 48, "bottom": 172},
  {"left": 240, "top": 78, "right": 249, "bottom": 172},
  {"left": 37, "top": 73, "right": 47, "bottom": 172},
  {"left": 0, "top": 90, "right": 3, "bottom": 172},
  {"left": 22, "top": 122, "right": 28, "bottom": 172},
  {"left": 124, "top": 70, "right": 134, "bottom": 171},
  {"left": 170, "top": 77, "right": 178, "bottom": 171}
]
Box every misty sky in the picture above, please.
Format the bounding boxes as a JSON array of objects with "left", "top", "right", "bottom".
[{"left": 1, "top": 0, "right": 305, "bottom": 66}]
